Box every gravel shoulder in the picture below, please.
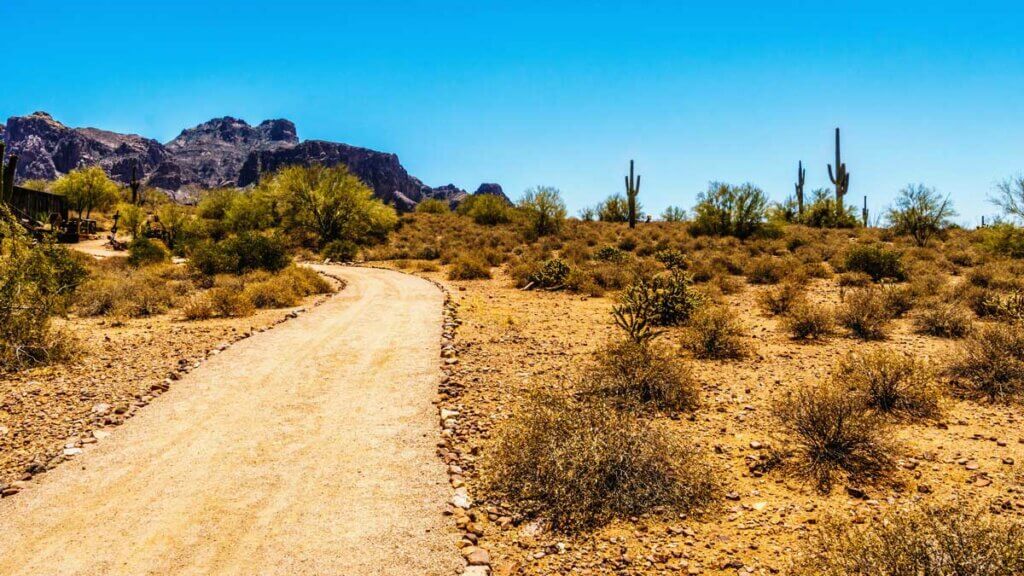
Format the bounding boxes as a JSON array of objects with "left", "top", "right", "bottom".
[{"left": 0, "top": 265, "right": 460, "bottom": 576}]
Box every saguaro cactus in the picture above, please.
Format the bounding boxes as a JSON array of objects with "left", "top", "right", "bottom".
[
  {"left": 862, "top": 196, "right": 869, "bottom": 227},
  {"left": 129, "top": 163, "right": 143, "bottom": 205},
  {"left": 795, "top": 160, "right": 806, "bottom": 216},
  {"left": 827, "top": 128, "right": 850, "bottom": 218},
  {"left": 1, "top": 143, "right": 18, "bottom": 204},
  {"left": 625, "top": 160, "right": 640, "bottom": 229}
]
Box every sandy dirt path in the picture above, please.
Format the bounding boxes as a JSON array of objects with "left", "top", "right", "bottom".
[{"left": 0, "top": 266, "right": 460, "bottom": 576}]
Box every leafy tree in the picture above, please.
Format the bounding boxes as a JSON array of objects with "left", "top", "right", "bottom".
[
  {"left": 457, "top": 194, "right": 512, "bottom": 225},
  {"left": 224, "top": 188, "right": 276, "bottom": 232},
  {"left": 690, "top": 182, "right": 768, "bottom": 239},
  {"left": 661, "top": 206, "right": 687, "bottom": 222},
  {"left": 115, "top": 202, "right": 145, "bottom": 239},
  {"left": 887, "top": 184, "right": 957, "bottom": 247},
  {"left": 518, "top": 186, "right": 567, "bottom": 237},
  {"left": 578, "top": 206, "right": 596, "bottom": 221},
  {"left": 798, "top": 188, "right": 859, "bottom": 228},
  {"left": 993, "top": 174, "right": 1024, "bottom": 222},
  {"left": 51, "top": 166, "right": 120, "bottom": 219},
  {"left": 597, "top": 194, "right": 630, "bottom": 222},
  {"left": 155, "top": 203, "right": 199, "bottom": 250},
  {"left": 270, "top": 164, "right": 397, "bottom": 247}
]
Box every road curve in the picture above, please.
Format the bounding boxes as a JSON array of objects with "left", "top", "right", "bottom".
[{"left": 0, "top": 265, "right": 460, "bottom": 576}]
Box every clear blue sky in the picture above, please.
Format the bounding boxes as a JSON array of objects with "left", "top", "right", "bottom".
[{"left": 4, "top": 1, "right": 1023, "bottom": 225}]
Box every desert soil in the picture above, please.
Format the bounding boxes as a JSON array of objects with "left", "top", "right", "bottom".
[
  {"left": 406, "top": 264, "right": 1024, "bottom": 576},
  {"left": 0, "top": 265, "right": 460, "bottom": 576}
]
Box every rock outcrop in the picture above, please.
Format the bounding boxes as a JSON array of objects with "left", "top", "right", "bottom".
[{"left": 1, "top": 111, "right": 500, "bottom": 210}]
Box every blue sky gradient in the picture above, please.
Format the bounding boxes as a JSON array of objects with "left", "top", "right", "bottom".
[{"left": 4, "top": 1, "right": 1023, "bottom": 224}]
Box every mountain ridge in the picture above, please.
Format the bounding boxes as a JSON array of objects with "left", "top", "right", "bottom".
[{"left": 0, "top": 112, "right": 507, "bottom": 209}]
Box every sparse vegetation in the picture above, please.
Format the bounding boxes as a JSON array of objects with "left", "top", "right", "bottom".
[
  {"left": 588, "top": 339, "right": 700, "bottom": 411},
  {"left": 682, "top": 306, "right": 747, "bottom": 359},
  {"left": 835, "top": 350, "right": 941, "bottom": 420},
  {"left": 839, "top": 287, "right": 892, "bottom": 340},
  {"left": 783, "top": 301, "right": 835, "bottom": 340}
]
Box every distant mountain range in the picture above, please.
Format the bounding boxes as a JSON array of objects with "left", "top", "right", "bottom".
[{"left": 0, "top": 112, "right": 507, "bottom": 210}]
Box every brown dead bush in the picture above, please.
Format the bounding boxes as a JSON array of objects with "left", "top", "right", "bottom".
[
  {"left": 588, "top": 339, "right": 700, "bottom": 411},
  {"left": 485, "top": 393, "right": 714, "bottom": 532},
  {"left": 836, "top": 350, "right": 942, "bottom": 420}
]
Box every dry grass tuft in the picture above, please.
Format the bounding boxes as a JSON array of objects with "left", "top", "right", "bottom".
[
  {"left": 757, "top": 282, "right": 806, "bottom": 316},
  {"left": 913, "top": 302, "right": 973, "bottom": 338},
  {"left": 783, "top": 301, "right": 835, "bottom": 341},
  {"left": 839, "top": 288, "right": 892, "bottom": 340}
]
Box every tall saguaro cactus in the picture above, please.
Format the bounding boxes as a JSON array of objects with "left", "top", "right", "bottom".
[
  {"left": 862, "top": 196, "right": 869, "bottom": 227},
  {"left": 1, "top": 143, "right": 18, "bottom": 204},
  {"left": 625, "top": 160, "right": 640, "bottom": 229},
  {"left": 795, "top": 160, "right": 806, "bottom": 216},
  {"left": 827, "top": 127, "right": 850, "bottom": 218},
  {"left": 129, "top": 163, "right": 142, "bottom": 205}
]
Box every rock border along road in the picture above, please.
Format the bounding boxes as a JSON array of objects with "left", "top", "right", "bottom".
[{"left": 0, "top": 265, "right": 461, "bottom": 576}]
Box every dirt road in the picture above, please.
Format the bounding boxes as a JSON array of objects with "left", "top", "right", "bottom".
[{"left": 0, "top": 266, "right": 460, "bottom": 576}]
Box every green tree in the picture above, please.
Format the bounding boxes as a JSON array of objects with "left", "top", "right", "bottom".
[
  {"left": 661, "top": 206, "right": 687, "bottom": 222},
  {"left": 197, "top": 188, "right": 242, "bottom": 220},
  {"left": 518, "top": 186, "right": 567, "bottom": 237},
  {"left": 597, "top": 194, "right": 630, "bottom": 222},
  {"left": 690, "top": 182, "right": 768, "bottom": 239},
  {"left": 115, "top": 202, "right": 145, "bottom": 239},
  {"left": 51, "top": 166, "right": 120, "bottom": 219},
  {"left": 224, "top": 188, "right": 276, "bottom": 232},
  {"left": 887, "top": 184, "right": 957, "bottom": 247},
  {"left": 270, "top": 164, "right": 397, "bottom": 247}
]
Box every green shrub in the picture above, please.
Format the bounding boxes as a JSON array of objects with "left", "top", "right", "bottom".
[
  {"left": 191, "top": 233, "right": 291, "bottom": 275},
  {"left": 595, "top": 246, "right": 626, "bottom": 263},
  {"left": 745, "top": 256, "right": 793, "bottom": 285},
  {"left": 842, "top": 244, "right": 906, "bottom": 282},
  {"left": 127, "top": 237, "right": 170, "bottom": 267},
  {"left": 321, "top": 239, "right": 359, "bottom": 262},
  {"left": 0, "top": 209, "right": 85, "bottom": 370},
  {"left": 654, "top": 248, "right": 687, "bottom": 270},
  {"left": 415, "top": 198, "right": 450, "bottom": 214},
  {"left": 527, "top": 259, "right": 570, "bottom": 288},
  {"left": 795, "top": 505, "right": 1024, "bottom": 576},
  {"left": 458, "top": 194, "right": 513, "bottom": 225},
  {"left": 181, "top": 293, "right": 215, "bottom": 320},
  {"left": 485, "top": 393, "right": 714, "bottom": 532}
]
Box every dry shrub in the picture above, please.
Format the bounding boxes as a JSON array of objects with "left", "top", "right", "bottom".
[
  {"left": 795, "top": 505, "right": 1024, "bottom": 576},
  {"left": 485, "top": 394, "right": 714, "bottom": 532},
  {"left": 949, "top": 323, "right": 1024, "bottom": 402},
  {"left": 745, "top": 255, "right": 794, "bottom": 285},
  {"left": 415, "top": 260, "right": 440, "bottom": 273},
  {"left": 913, "top": 303, "right": 973, "bottom": 338},
  {"left": 836, "top": 350, "right": 941, "bottom": 420},
  {"left": 837, "top": 271, "right": 872, "bottom": 287},
  {"left": 75, "top": 265, "right": 178, "bottom": 319},
  {"left": 682, "top": 306, "right": 747, "bottom": 359},
  {"left": 181, "top": 293, "right": 215, "bottom": 320},
  {"left": 839, "top": 288, "right": 892, "bottom": 340},
  {"left": 784, "top": 301, "right": 835, "bottom": 341},
  {"left": 880, "top": 283, "right": 916, "bottom": 318},
  {"left": 757, "top": 282, "right": 806, "bottom": 316},
  {"left": 774, "top": 382, "right": 895, "bottom": 491},
  {"left": 588, "top": 339, "right": 700, "bottom": 411},
  {"left": 242, "top": 266, "right": 333, "bottom": 309},
  {"left": 447, "top": 256, "right": 491, "bottom": 280},
  {"left": 209, "top": 286, "right": 255, "bottom": 317}
]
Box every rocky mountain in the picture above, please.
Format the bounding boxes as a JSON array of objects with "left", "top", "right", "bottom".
[{"left": 1, "top": 111, "right": 499, "bottom": 210}]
